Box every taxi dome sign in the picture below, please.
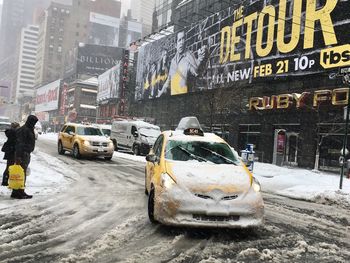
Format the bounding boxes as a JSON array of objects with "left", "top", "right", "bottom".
[{"left": 176, "top": 116, "right": 201, "bottom": 130}]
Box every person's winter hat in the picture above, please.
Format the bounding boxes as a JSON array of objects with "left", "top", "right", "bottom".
[{"left": 25, "top": 115, "right": 38, "bottom": 129}]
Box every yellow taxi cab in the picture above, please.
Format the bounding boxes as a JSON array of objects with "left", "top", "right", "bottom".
[
  {"left": 145, "top": 117, "right": 264, "bottom": 228},
  {"left": 58, "top": 123, "right": 114, "bottom": 160}
]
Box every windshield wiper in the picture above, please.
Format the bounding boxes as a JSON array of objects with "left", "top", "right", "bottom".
[
  {"left": 168, "top": 145, "right": 207, "bottom": 162},
  {"left": 200, "top": 147, "right": 238, "bottom": 165}
]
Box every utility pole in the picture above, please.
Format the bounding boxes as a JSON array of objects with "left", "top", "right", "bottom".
[
  {"left": 340, "top": 72, "right": 350, "bottom": 189},
  {"left": 332, "top": 69, "right": 350, "bottom": 190}
]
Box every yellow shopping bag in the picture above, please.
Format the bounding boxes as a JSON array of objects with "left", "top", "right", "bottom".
[{"left": 8, "top": 164, "right": 25, "bottom": 190}]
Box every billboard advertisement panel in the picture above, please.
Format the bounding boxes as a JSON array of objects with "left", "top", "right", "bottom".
[
  {"left": 135, "top": 0, "right": 350, "bottom": 100},
  {"left": 97, "top": 62, "right": 121, "bottom": 102},
  {"left": 77, "top": 43, "right": 124, "bottom": 76},
  {"left": 89, "top": 12, "right": 120, "bottom": 47},
  {"left": 35, "top": 80, "right": 60, "bottom": 112}
]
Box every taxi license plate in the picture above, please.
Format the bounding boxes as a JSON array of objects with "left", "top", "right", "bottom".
[{"left": 98, "top": 147, "right": 104, "bottom": 152}]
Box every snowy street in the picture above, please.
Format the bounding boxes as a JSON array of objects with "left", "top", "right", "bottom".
[{"left": 0, "top": 134, "right": 349, "bottom": 263}]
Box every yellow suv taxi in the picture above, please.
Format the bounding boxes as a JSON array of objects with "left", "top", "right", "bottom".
[
  {"left": 145, "top": 117, "right": 264, "bottom": 228},
  {"left": 58, "top": 123, "right": 114, "bottom": 160}
]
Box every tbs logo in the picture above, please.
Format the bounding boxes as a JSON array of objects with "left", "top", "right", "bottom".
[{"left": 320, "top": 44, "right": 350, "bottom": 69}]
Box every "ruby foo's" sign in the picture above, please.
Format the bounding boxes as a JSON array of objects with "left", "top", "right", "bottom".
[{"left": 249, "top": 88, "right": 350, "bottom": 110}]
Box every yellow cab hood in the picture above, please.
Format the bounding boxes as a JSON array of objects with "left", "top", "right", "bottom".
[
  {"left": 79, "top": 135, "right": 110, "bottom": 143},
  {"left": 165, "top": 160, "right": 251, "bottom": 194}
]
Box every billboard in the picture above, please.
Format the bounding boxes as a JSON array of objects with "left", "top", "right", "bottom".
[
  {"left": 97, "top": 62, "right": 121, "bottom": 102},
  {"left": 89, "top": 12, "right": 120, "bottom": 47},
  {"left": 135, "top": 0, "right": 350, "bottom": 100},
  {"left": 35, "top": 80, "right": 60, "bottom": 112},
  {"left": 77, "top": 43, "right": 124, "bottom": 76}
]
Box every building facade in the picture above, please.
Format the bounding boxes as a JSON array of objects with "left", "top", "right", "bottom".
[
  {"left": 13, "top": 25, "right": 39, "bottom": 101},
  {"left": 118, "top": 10, "right": 142, "bottom": 48},
  {"left": 131, "top": 0, "right": 156, "bottom": 36},
  {"left": 0, "top": 0, "right": 51, "bottom": 61},
  {"left": 152, "top": 0, "right": 232, "bottom": 32},
  {"left": 62, "top": 0, "right": 122, "bottom": 80},
  {"left": 66, "top": 77, "right": 98, "bottom": 124},
  {"left": 35, "top": 2, "right": 71, "bottom": 86},
  {"left": 130, "top": 0, "right": 350, "bottom": 171}
]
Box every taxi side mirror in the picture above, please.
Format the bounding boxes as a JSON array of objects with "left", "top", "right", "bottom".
[{"left": 146, "top": 154, "right": 159, "bottom": 163}]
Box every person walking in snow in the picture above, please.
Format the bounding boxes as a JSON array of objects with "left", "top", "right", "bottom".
[
  {"left": 1, "top": 122, "right": 20, "bottom": 186},
  {"left": 11, "top": 115, "right": 38, "bottom": 199}
]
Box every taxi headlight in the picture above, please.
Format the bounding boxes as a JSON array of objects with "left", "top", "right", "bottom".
[
  {"left": 252, "top": 177, "right": 261, "bottom": 192},
  {"left": 83, "top": 140, "right": 90, "bottom": 146},
  {"left": 161, "top": 173, "right": 176, "bottom": 189}
]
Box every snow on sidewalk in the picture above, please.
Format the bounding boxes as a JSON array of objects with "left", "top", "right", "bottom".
[
  {"left": 254, "top": 162, "right": 350, "bottom": 207},
  {"left": 0, "top": 135, "right": 77, "bottom": 208}
]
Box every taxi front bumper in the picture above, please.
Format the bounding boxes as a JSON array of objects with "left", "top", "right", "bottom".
[
  {"left": 154, "top": 185, "right": 264, "bottom": 228},
  {"left": 81, "top": 144, "right": 114, "bottom": 157}
]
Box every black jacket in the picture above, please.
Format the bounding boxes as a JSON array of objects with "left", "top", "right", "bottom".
[
  {"left": 15, "top": 115, "right": 38, "bottom": 158},
  {"left": 1, "top": 128, "right": 17, "bottom": 160}
]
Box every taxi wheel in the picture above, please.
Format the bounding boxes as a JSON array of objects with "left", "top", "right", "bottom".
[
  {"left": 73, "top": 144, "right": 81, "bottom": 159},
  {"left": 58, "top": 141, "right": 65, "bottom": 155},
  {"left": 104, "top": 156, "right": 112, "bottom": 161},
  {"left": 133, "top": 144, "right": 140, "bottom": 156},
  {"left": 112, "top": 139, "right": 118, "bottom": 151},
  {"left": 148, "top": 188, "right": 157, "bottom": 224}
]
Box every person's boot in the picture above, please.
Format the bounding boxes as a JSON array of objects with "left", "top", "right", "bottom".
[
  {"left": 21, "top": 191, "right": 32, "bottom": 199},
  {"left": 19, "top": 189, "right": 32, "bottom": 199},
  {"left": 10, "top": 190, "right": 21, "bottom": 199},
  {"left": 1, "top": 174, "right": 9, "bottom": 186},
  {"left": 11, "top": 190, "right": 32, "bottom": 199}
]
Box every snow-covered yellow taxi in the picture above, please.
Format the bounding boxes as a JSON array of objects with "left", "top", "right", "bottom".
[{"left": 145, "top": 117, "right": 264, "bottom": 228}]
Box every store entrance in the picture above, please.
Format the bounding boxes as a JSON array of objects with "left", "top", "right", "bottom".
[
  {"left": 273, "top": 129, "right": 299, "bottom": 166},
  {"left": 285, "top": 133, "right": 299, "bottom": 166}
]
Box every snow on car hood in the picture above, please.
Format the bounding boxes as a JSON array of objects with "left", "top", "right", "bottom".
[
  {"left": 166, "top": 161, "right": 251, "bottom": 194},
  {"left": 79, "top": 135, "right": 110, "bottom": 143}
]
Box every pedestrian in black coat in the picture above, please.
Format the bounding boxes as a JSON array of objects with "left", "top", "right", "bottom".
[
  {"left": 11, "top": 115, "right": 38, "bottom": 199},
  {"left": 1, "top": 122, "right": 20, "bottom": 186}
]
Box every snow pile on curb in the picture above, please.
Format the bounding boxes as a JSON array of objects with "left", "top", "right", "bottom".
[{"left": 253, "top": 162, "right": 350, "bottom": 208}]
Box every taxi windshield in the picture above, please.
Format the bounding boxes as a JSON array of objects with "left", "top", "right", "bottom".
[
  {"left": 102, "top": 129, "right": 111, "bottom": 136},
  {"left": 165, "top": 140, "right": 240, "bottom": 165},
  {"left": 77, "top": 127, "right": 103, "bottom": 136}
]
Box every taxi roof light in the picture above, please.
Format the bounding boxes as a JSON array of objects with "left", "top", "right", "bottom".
[{"left": 176, "top": 116, "right": 204, "bottom": 136}]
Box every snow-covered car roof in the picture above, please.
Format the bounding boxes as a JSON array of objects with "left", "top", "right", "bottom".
[
  {"left": 93, "top": 124, "right": 111, "bottom": 129},
  {"left": 65, "top": 123, "right": 100, "bottom": 128},
  {"left": 113, "top": 120, "right": 160, "bottom": 129},
  {"left": 163, "top": 130, "right": 227, "bottom": 144}
]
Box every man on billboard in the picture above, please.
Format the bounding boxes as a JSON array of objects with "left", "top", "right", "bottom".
[{"left": 158, "top": 30, "right": 207, "bottom": 97}]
